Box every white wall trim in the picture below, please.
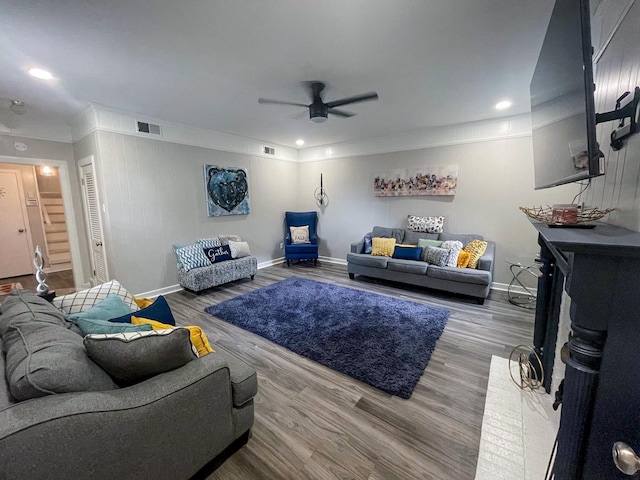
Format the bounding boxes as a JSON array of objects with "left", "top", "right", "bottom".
[
  {"left": 72, "top": 104, "right": 299, "bottom": 162},
  {"left": 319, "top": 256, "right": 348, "bottom": 266},
  {"left": 135, "top": 283, "right": 184, "bottom": 299},
  {"left": 298, "top": 113, "right": 532, "bottom": 162},
  {"left": 258, "top": 258, "right": 285, "bottom": 269},
  {"left": 0, "top": 155, "right": 88, "bottom": 289}
]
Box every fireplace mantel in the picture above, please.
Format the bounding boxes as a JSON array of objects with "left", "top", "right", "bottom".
[{"left": 531, "top": 221, "right": 640, "bottom": 479}]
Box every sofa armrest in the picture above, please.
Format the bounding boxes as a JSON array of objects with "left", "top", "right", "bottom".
[
  {"left": 351, "top": 240, "right": 364, "bottom": 254},
  {"left": 477, "top": 241, "right": 495, "bottom": 275},
  {"left": 0, "top": 354, "right": 244, "bottom": 480}
]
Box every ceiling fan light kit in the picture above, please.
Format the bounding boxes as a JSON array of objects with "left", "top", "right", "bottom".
[{"left": 259, "top": 81, "right": 378, "bottom": 123}]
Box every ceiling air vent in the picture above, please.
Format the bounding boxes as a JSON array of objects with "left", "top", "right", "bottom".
[
  {"left": 137, "top": 121, "right": 161, "bottom": 136},
  {"left": 263, "top": 145, "right": 275, "bottom": 155}
]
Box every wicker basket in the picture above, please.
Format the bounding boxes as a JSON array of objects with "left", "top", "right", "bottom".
[{"left": 519, "top": 205, "right": 614, "bottom": 224}]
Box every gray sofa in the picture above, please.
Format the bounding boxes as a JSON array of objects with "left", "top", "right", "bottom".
[
  {"left": 0, "top": 289, "right": 257, "bottom": 479},
  {"left": 347, "top": 226, "right": 495, "bottom": 303}
]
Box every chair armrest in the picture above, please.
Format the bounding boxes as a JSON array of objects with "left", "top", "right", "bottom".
[
  {"left": 310, "top": 233, "right": 318, "bottom": 244},
  {"left": 0, "top": 354, "right": 239, "bottom": 479},
  {"left": 285, "top": 234, "right": 292, "bottom": 245},
  {"left": 477, "top": 241, "right": 495, "bottom": 274}
]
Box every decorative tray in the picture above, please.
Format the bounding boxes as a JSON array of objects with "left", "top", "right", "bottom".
[{"left": 519, "top": 205, "right": 614, "bottom": 225}]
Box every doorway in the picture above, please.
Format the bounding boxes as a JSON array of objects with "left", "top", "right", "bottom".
[
  {"left": 0, "top": 168, "right": 35, "bottom": 277},
  {"left": 0, "top": 155, "right": 89, "bottom": 291}
]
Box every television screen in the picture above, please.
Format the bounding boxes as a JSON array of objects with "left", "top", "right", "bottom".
[{"left": 530, "top": 0, "right": 604, "bottom": 190}]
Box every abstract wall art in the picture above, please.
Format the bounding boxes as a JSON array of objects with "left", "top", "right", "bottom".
[
  {"left": 373, "top": 165, "right": 458, "bottom": 197},
  {"left": 204, "top": 165, "right": 250, "bottom": 216}
]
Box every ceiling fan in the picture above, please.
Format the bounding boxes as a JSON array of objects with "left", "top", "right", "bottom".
[{"left": 258, "top": 82, "right": 378, "bottom": 123}]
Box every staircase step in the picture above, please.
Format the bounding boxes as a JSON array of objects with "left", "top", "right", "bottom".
[
  {"left": 40, "top": 192, "right": 62, "bottom": 199},
  {"left": 46, "top": 231, "right": 68, "bottom": 242},
  {"left": 48, "top": 241, "right": 70, "bottom": 253},
  {"left": 45, "top": 205, "right": 65, "bottom": 214},
  {"left": 41, "top": 197, "right": 63, "bottom": 205},
  {"left": 45, "top": 223, "right": 67, "bottom": 233},
  {"left": 49, "top": 251, "right": 72, "bottom": 264},
  {"left": 49, "top": 214, "right": 66, "bottom": 223}
]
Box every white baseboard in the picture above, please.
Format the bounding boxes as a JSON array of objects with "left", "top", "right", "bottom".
[
  {"left": 319, "top": 256, "right": 347, "bottom": 266},
  {"left": 490, "top": 281, "right": 534, "bottom": 296},
  {"left": 136, "top": 283, "right": 183, "bottom": 299},
  {"left": 258, "top": 257, "right": 285, "bottom": 269}
]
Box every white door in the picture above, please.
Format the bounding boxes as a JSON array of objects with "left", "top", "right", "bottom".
[
  {"left": 79, "top": 162, "right": 108, "bottom": 285},
  {"left": 0, "top": 170, "right": 34, "bottom": 278}
]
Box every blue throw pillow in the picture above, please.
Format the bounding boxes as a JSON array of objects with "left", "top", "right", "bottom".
[
  {"left": 392, "top": 246, "right": 423, "bottom": 261},
  {"left": 76, "top": 318, "right": 153, "bottom": 336},
  {"left": 109, "top": 295, "right": 176, "bottom": 326},
  {"left": 203, "top": 245, "right": 232, "bottom": 263},
  {"left": 67, "top": 294, "right": 133, "bottom": 322},
  {"left": 363, "top": 235, "right": 372, "bottom": 254}
]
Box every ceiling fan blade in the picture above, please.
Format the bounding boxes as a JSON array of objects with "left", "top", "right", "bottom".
[
  {"left": 326, "top": 92, "right": 378, "bottom": 108},
  {"left": 328, "top": 108, "right": 356, "bottom": 118},
  {"left": 258, "top": 98, "right": 308, "bottom": 107}
]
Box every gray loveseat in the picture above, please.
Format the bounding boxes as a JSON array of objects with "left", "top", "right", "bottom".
[
  {"left": 347, "top": 226, "right": 495, "bottom": 303},
  {"left": 0, "top": 289, "right": 257, "bottom": 479}
]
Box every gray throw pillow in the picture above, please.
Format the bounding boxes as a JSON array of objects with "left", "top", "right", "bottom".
[
  {"left": 425, "top": 246, "right": 451, "bottom": 267},
  {"left": 0, "top": 289, "right": 117, "bottom": 401},
  {"left": 84, "top": 328, "right": 197, "bottom": 386}
]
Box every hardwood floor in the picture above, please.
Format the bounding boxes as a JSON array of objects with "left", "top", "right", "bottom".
[
  {"left": 166, "top": 263, "right": 535, "bottom": 480},
  {"left": 1, "top": 269, "right": 75, "bottom": 294}
]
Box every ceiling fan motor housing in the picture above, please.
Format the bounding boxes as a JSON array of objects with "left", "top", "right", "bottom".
[{"left": 309, "top": 102, "right": 328, "bottom": 123}]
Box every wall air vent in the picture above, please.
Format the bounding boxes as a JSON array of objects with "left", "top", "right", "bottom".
[
  {"left": 263, "top": 146, "right": 275, "bottom": 155},
  {"left": 137, "top": 121, "right": 161, "bottom": 136}
]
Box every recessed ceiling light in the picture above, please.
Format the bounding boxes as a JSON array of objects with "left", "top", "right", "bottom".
[
  {"left": 495, "top": 100, "right": 512, "bottom": 110},
  {"left": 29, "top": 68, "right": 53, "bottom": 80},
  {"left": 296, "top": 139, "right": 305, "bottom": 146}
]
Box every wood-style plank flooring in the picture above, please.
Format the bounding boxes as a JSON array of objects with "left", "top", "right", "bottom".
[{"left": 166, "top": 263, "right": 535, "bottom": 480}]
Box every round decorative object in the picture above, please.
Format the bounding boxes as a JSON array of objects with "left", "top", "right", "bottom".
[
  {"left": 508, "top": 345, "right": 544, "bottom": 391},
  {"left": 519, "top": 205, "right": 614, "bottom": 224},
  {"left": 314, "top": 187, "right": 328, "bottom": 206}
]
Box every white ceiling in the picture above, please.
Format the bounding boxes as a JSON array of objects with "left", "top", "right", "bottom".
[{"left": 0, "top": 0, "right": 554, "bottom": 149}]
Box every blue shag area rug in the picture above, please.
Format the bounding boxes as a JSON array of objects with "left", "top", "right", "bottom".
[{"left": 205, "top": 277, "right": 449, "bottom": 399}]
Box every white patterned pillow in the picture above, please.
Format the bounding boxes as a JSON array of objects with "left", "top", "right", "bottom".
[
  {"left": 53, "top": 280, "right": 137, "bottom": 315},
  {"left": 290, "top": 225, "right": 310, "bottom": 244},
  {"left": 407, "top": 215, "right": 445, "bottom": 233},
  {"left": 440, "top": 240, "right": 463, "bottom": 268},
  {"left": 196, "top": 237, "right": 221, "bottom": 248},
  {"left": 425, "top": 246, "right": 451, "bottom": 267},
  {"left": 175, "top": 244, "right": 211, "bottom": 271},
  {"left": 228, "top": 240, "right": 251, "bottom": 259},
  {"left": 218, "top": 235, "right": 242, "bottom": 246}
]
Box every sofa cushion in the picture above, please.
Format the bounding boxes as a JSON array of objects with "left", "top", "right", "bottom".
[
  {"left": 392, "top": 245, "right": 423, "bottom": 261},
  {"left": 407, "top": 215, "right": 445, "bottom": 233},
  {"left": 0, "top": 289, "right": 118, "bottom": 401},
  {"left": 387, "top": 258, "right": 429, "bottom": 275},
  {"left": 404, "top": 230, "right": 439, "bottom": 245},
  {"left": 53, "top": 279, "right": 137, "bottom": 315},
  {"left": 346, "top": 253, "right": 390, "bottom": 268},
  {"left": 109, "top": 295, "right": 176, "bottom": 326},
  {"left": 84, "top": 329, "right": 197, "bottom": 386},
  {"left": 427, "top": 265, "right": 491, "bottom": 285},
  {"left": 372, "top": 226, "right": 405, "bottom": 243},
  {"left": 464, "top": 239, "right": 489, "bottom": 269},
  {"left": 228, "top": 240, "right": 251, "bottom": 259},
  {"left": 371, "top": 237, "right": 396, "bottom": 257},
  {"left": 66, "top": 294, "right": 133, "bottom": 323},
  {"left": 425, "top": 246, "right": 451, "bottom": 267}
]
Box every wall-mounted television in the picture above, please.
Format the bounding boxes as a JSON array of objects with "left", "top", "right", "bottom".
[{"left": 530, "top": 0, "right": 604, "bottom": 190}]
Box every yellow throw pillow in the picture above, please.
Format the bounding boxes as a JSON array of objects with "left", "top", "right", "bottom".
[
  {"left": 371, "top": 237, "right": 396, "bottom": 257},
  {"left": 456, "top": 250, "right": 471, "bottom": 268},
  {"left": 463, "top": 239, "right": 488, "bottom": 269},
  {"left": 131, "top": 316, "right": 214, "bottom": 356},
  {"left": 132, "top": 296, "right": 154, "bottom": 309}
]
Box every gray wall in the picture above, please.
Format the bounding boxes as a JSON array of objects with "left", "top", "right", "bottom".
[
  {"left": 583, "top": 1, "right": 640, "bottom": 229},
  {"left": 88, "top": 131, "right": 298, "bottom": 293},
  {"left": 297, "top": 137, "right": 577, "bottom": 285}
]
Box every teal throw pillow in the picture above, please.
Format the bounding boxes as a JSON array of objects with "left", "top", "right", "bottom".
[
  {"left": 67, "top": 293, "right": 133, "bottom": 322},
  {"left": 109, "top": 295, "right": 176, "bottom": 326},
  {"left": 76, "top": 318, "right": 153, "bottom": 336},
  {"left": 418, "top": 238, "right": 444, "bottom": 261}
]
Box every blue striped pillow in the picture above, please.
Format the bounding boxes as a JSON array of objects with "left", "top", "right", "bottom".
[{"left": 175, "top": 244, "right": 210, "bottom": 271}]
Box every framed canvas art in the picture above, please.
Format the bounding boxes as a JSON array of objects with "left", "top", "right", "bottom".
[
  {"left": 204, "top": 165, "right": 250, "bottom": 216},
  {"left": 373, "top": 165, "right": 458, "bottom": 197}
]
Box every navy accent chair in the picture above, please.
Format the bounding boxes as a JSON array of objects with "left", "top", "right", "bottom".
[{"left": 284, "top": 211, "right": 318, "bottom": 266}]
